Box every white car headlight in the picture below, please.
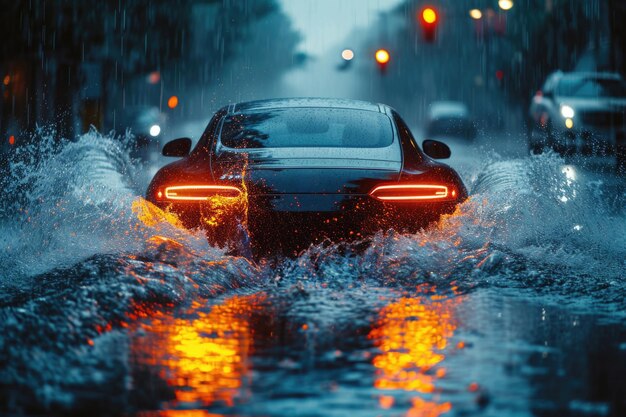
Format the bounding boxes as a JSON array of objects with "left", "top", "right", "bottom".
[
  {"left": 149, "top": 124, "right": 161, "bottom": 137},
  {"left": 560, "top": 105, "right": 575, "bottom": 119}
]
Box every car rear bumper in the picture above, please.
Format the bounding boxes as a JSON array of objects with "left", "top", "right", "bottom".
[{"left": 150, "top": 194, "right": 460, "bottom": 256}]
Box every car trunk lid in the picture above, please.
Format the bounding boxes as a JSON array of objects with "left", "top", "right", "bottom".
[{"left": 212, "top": 148, "right": 401, "bottom": 195}]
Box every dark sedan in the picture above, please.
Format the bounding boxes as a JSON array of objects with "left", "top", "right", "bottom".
[{"left": 146, "top": 98, "right": 467, "bottom": 256}]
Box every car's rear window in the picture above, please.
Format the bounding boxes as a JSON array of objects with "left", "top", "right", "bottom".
[{"left": 220, "top": 108, "right": 393, "bottom": 149}]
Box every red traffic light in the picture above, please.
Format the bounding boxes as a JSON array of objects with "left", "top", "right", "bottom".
[{"left": 419, "top": 6, "right": 439, "bottom": 43}]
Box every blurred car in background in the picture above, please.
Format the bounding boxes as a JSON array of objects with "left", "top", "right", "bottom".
[
  {"left": 529, "top": 71, "right": 626, "bottom": 167},
  {"left": 117, "top": 105, "right": 167, "bottom": 161},
  {"left": 425, "top": 101, "right": 477, "bottom": 142}
]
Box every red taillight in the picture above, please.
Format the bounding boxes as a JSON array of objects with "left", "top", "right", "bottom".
[
  {"left": 369, "top": 184, "right": 454, "bottom": 202},
  {"left": 159, "top": 185, "right": 242, "bottom": 201}
]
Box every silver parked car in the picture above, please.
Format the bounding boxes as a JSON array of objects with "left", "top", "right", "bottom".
[{"left": 529, "top": 71, "right": 626, "bottom": 167}]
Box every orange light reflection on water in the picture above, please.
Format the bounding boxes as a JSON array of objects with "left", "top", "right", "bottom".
[
  {"left": 369, "top": 285, "right": 462, "bottom": 416},
  {"left": 137, "top": 410, "right": 225, "bottom": 417},
  {"left": 132, "top": 162, "right": 250, "bottom": 250},
  {"left": 132, "top": 197, "right": 186, "bottom": 230},
  {"left": 133, "top": 294, "right": 264, "bottom": 409}
]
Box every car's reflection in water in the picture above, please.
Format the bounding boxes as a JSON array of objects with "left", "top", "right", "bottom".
[{"left": 130, "top": 285, "right": 462, "bottom": 417}]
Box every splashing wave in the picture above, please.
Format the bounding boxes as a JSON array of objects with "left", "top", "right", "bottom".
[
  {"left": 1, "top": 131, "right": 624, "bottom": 301},
  {"left": 0, "top": 128, "right": 213, "bottom": 280},
  {"left": 1, "top": 130, "right": 625, "bottom": 414}
]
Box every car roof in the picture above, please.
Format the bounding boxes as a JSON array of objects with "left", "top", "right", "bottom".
[
  {"left": 552, "top": 71, "right": 624, "bottom": 81},
  {"left": 231, "top": 98, "right": 386, "bottom": 114}
]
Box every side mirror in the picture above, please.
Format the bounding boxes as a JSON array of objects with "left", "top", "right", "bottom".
[
  {"left": 162, "top": 137, "right": 192, "bottom": 157},
  {"left": 422, "top": 139, "right": 451, "bottom": 159}
]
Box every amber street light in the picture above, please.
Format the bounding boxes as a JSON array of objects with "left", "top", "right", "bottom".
[
  {"left": 498, "top": 0, "right": 514, "bottom": 11},
  {"left": 375, "top": 49, "right": 390, "bottom": 65},
  {"left": 469, "top": 9, "right": 482, "bottom": 19}
]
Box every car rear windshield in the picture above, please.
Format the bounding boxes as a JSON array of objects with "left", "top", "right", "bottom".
[
  {"left": 557, "top": 76, "right": 626, "bottom": 98},
  {"left": 220, "top": 108, "right": 393, "bottom": 148}
]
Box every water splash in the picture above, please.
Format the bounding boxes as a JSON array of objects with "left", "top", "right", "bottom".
[
  {"left": 272, "top": 151, "right": 626, "bottom": 311},
  {"left": 470, "top": 152, "right": 626, "bottom": 278},
  {"left": 1, "top": 130, "right": 625, "bottom": 414},
  {"left": 2, "top": 129, "right": 623, "bottom": 303},
  {"left": 0, "top": 128, "right": 212, "bottom": 280}
]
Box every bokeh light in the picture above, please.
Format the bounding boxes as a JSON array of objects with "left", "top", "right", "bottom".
[
  {"left": 469, "top": 9, "right": 482, "bottom": 19},
  {"left": 375, "top": 49, "right": 390, "bottom": 64},
  {"left": 498, "top": 0, "right": 514, "bottom": 11},
  {"left": 422, "top": 7, "right": 437, "bottom": 24},
  {"left": 167, "top": 95, "right": 179, "bottom": 109},
  {"left": 147, "top": 71, "right": 161, "bottom": 84},
  {"left": 149, "top": 124, "right": 161, "bottom": 137}
]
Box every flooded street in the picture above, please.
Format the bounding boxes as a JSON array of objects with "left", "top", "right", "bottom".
[
  {"left": 1, "top": 129, "right": 625, "bottom": 416},
  {"left": 2, "top": 1, "right": 626, "bottom": 415},
  {"left": 132, "top": 288, "right": 626, "bottom": 417}
]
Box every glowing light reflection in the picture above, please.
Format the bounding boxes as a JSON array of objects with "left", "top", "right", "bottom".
[
  {"left": 369, "top": 286, "right": 461, "bottom": 415},
  {"left": 562, "top": 166, "right": 576, "bottom": 181},
  {"left": 132, "top": 197, "right": 185, "bottom": 229},
  {"left": 132, "top": 294, "right": 264, "bottom": 409},
  {"left": 558, "top": 166, "right": 577, "bottom": 203},
  {"left": 136, "top": 406, "right": 224, "bottom": 417}
]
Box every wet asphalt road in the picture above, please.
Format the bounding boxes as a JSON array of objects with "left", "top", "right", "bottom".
[{"left": 0, "top": 129, "right": 625, "bottom": 417}]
